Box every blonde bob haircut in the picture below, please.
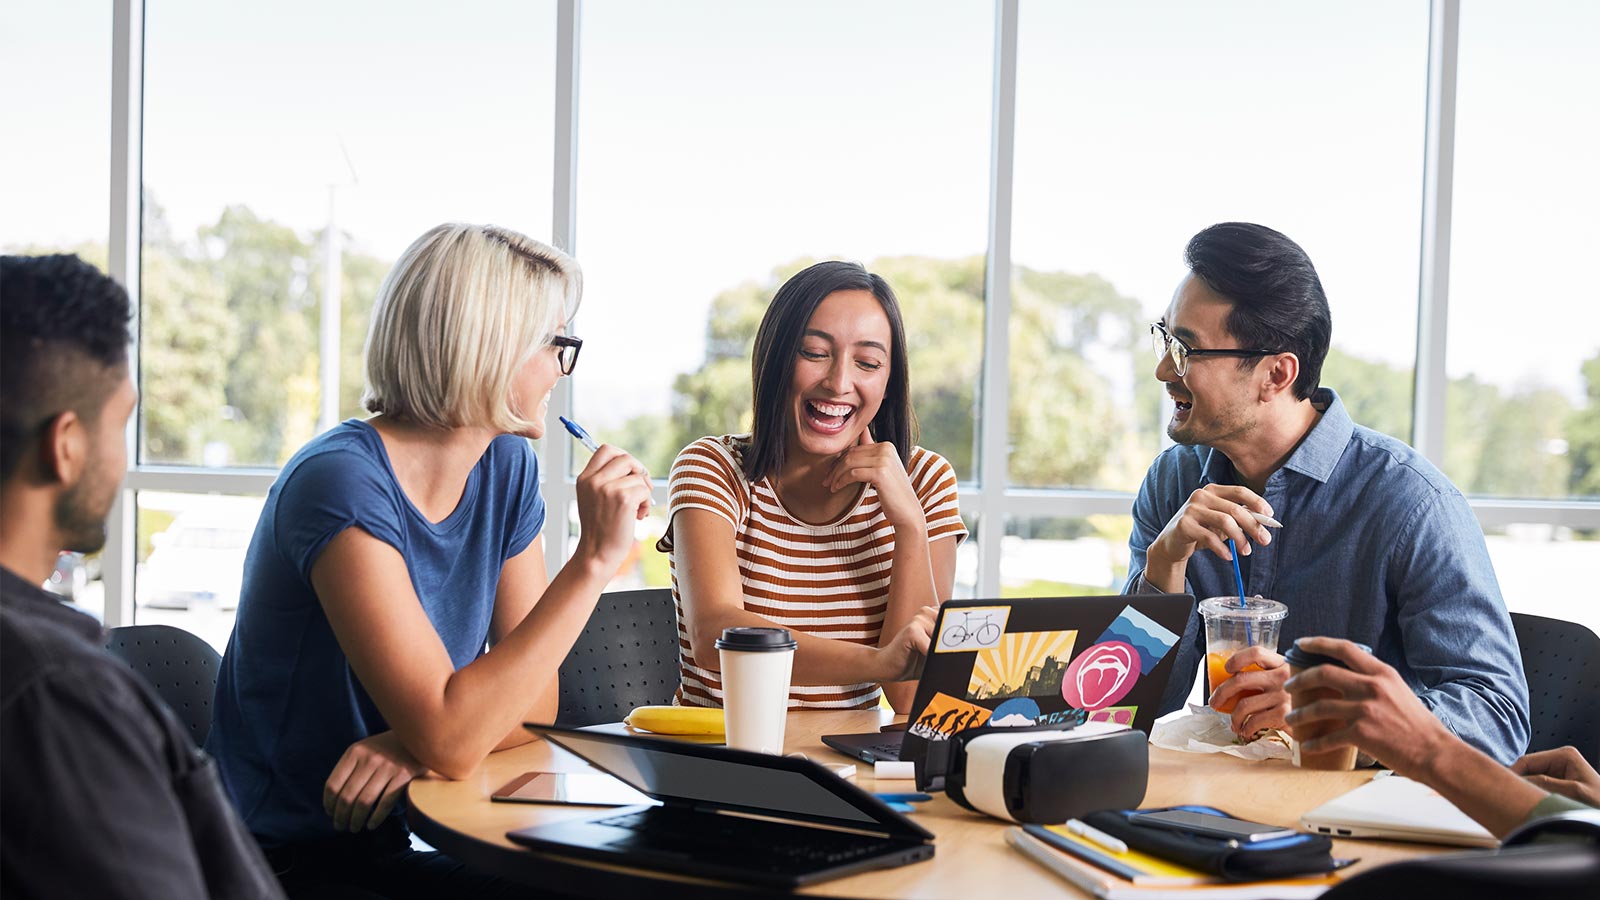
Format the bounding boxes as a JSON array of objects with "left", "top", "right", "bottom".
[{"left": 362, "top": 223, "right": 581, "bottom": 432}]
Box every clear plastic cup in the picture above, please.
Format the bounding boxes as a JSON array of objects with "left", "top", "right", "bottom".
[{"left": 1199, "top": 596, "right": 1288, "bottom": 714}]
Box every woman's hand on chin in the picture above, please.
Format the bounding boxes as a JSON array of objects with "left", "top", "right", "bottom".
[{"left": 824, "top": 429, "right": 923, "bottom": 533}]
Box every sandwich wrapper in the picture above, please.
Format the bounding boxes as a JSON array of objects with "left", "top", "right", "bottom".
[{"left": 1149, "top": 704, "right": 1295, "bottom": 761}]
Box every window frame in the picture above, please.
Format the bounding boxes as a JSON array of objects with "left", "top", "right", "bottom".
[{"left": 99, "top": 0, "right": 1599, "bottom": 629}]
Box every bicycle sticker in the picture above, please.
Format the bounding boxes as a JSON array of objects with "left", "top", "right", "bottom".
[{"left": 934, "top": 605, "right": 1011, "bottom": 653}]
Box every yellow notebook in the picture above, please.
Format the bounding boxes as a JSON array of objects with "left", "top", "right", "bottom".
[
  {"left": 1038, "top": 825, "right": 1214, "bottom": 885},
  {"left": 1009, "top": 828, "right": 1343, "bottom": 899}
]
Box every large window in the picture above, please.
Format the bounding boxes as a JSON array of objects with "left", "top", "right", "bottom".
[
  {"left": 141, "top": 0, "right": 557, "bottom": 469},
  {"left": 132, "top": 0, "right": 556, "bottom": 638},
  {"left": 1009, "top": 0, "right": 1429, "bottom": 491},
  {"left": 571, "top": 0, "right": 992, "bottom": 481},
  {"left": 1, "top": 1, "right": 113, "bottom": 623},
  {"left": 1447, "top": 0, "right": 1599, "bottom": 502},
  {"left": 18, "top": 1, "right": 1595, "bottom": 635},
  {"left": 0, "top": 2, "right": 110, "bottom": 258}
]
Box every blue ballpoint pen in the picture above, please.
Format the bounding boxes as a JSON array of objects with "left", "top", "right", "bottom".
[
  {"left": 559, "top": 415, "right": 600, "bottom": 453},
  {"left": 874, "top": 792, "right": 933, "bottom": 803}
]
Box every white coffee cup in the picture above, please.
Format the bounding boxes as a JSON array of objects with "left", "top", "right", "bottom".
[{"left": 716, "top": 627, "right": 797, "bottom": 754}]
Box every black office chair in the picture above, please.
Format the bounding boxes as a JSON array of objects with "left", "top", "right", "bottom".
[
  {"left": 103, "top": 623, "right": 223, "bottom": 747},
  {"left": 1511, "top": 612, "right": 1600, "bottom": 767},
  {"left": 556, "top": 588, "right": 680, "bottom": 727},
  {"left": 1320, "top": 842, "right": 1600, "bottom": 900}
]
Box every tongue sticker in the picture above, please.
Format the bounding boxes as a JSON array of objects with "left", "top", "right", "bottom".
[{"left": 1061, "top": 641, "right": 1140, "bottom": 711}]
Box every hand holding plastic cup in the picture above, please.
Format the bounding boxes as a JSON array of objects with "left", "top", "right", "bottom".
[
  {"left": 717, "top": 627, "right": 797, "bottom": 754},
  {"left": 1284, "top": 640, "right": 1372, "bottom": 770},
  {"left": 1199, "top": 596, "right": 1288, "bottom": 714}
]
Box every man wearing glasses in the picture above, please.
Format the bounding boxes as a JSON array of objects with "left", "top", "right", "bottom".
[{"left": 1124, "top": 222, "right": 1529, "bottom": 766}]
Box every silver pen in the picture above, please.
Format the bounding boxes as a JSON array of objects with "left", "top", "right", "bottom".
[{"left": 1066, "top": 817, "right": 1129, "bottom": 854}]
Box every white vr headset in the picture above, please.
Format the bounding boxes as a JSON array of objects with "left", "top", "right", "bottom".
[{"left": 937, "top": 721, "right": 1149, "bottom": 824}]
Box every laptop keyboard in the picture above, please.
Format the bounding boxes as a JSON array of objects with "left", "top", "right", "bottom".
[
  {"left": 594, "top": 807, "right": 901, "bottom": 868},
  {"left": 864, "top": 740, "right": 902, "bottom": 760}
]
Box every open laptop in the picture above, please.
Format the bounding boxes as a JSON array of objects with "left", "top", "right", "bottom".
[
  {"left": 508, "top": 724, "right": 935, "bottom": 888},
  {"left": 823, "top": 594, "right": 1193, "bottom": 769},
  {"left": 1300, "top": 772, "right": 1499, "bottom": 847}
]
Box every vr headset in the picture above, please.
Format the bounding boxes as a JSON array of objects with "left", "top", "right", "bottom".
[{"left": 929, "top": 721, "right": 1148, "bottom": 824}]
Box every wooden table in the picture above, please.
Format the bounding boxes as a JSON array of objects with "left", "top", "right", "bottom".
[{"left": 407, "top": 709, "right": 1443, "bottom": 898}]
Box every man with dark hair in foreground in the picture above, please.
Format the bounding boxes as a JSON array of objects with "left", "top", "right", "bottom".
[
  {"left": 1124, "top": 223, "right": 1529, "bottom": 765},
  {"left": 0, "top": 254, "right": 283, "bottom": 898}
]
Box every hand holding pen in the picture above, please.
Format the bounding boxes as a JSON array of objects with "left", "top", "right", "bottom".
[
  {"left": 1143, "top": 484, "right": 1282, "bottom": 594},
  {"left": 562, "top": 415, "right": 654, "bottom": 571},
  {"left": 559, "top": 415, "right": 601, "bottom": 454}
]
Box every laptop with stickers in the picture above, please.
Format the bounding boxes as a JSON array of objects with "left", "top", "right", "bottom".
[{"left": 821, "top": 594, "right": 1192, "bottom": 771}]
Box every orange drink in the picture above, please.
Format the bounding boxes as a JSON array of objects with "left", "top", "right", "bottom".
[
  {"left": 1207, "top": 651, "right": 1264, "bottom": 713},
  {"left": 1197, "top": 597, "right": 1288, "bottom": 717}
]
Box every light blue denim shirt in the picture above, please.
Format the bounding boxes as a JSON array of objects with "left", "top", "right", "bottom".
[{"left": 1124, "top": 388, "right": 1530, "bottom": 765}]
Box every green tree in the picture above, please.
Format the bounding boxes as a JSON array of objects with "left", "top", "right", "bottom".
[
  {"left": 1321, "top": 348, "right": 1412, "bottom": 443},
  {"left": 200, "top": 206, "right": 319, "bottom": 465},
  {"left": 1471, "top": 386, "right": 1572, "bottom": 497},
  {"left": 1009, "top": 267, "right": 1151, "bottom": 489},
  {"left": 139, "top": 242, "right": 235, "bottom": 461},
  {"left": 1568, "top": 352, "right": 1600, "bottom": 497},
  {"left": 654, "top": 256, "right": 1150, "bottom": 489},
  {"left": 326, "top": 242, "right": 387, "bottom": 419}
]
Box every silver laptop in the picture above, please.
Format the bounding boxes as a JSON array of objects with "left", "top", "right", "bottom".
[{"left": 1300, "top": 772, "right": 1498, "bottom": 848}]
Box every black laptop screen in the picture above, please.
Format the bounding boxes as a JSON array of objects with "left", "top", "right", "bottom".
[{"left": 544, "top": 731, "right": 878, "bottom": 825}]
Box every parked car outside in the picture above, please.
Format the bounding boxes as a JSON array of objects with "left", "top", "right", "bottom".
[{"left": 136, "top": 497, "right": 264, "bottom": 610}]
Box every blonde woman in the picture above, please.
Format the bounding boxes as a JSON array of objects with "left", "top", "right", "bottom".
[{"left": 207, "top": 224, "right": 650, "bottom": 897}]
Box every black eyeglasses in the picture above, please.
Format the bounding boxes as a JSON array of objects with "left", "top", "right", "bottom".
[
  {"left": 552, "top": 335, "right": 583, "bottom": 375},
  {"left": 1150, "top": 322, "right": 1282, "bottom": 377}
]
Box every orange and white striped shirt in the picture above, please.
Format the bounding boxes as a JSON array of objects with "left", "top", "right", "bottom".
[{"left": 656, "top": 434, "right": 966, "bottom": 709}]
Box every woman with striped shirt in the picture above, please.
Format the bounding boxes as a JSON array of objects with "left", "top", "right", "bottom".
[{"left": 657, "top": 261, "right": 966, "bottom": 712}]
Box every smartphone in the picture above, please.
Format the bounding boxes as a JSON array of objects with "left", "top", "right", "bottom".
[
  {"left": 490, "top": 771, "right": 652, "bottom": 807},
  {"left": 1128, "top": 809, "right": 1298, "bottom": 842}
]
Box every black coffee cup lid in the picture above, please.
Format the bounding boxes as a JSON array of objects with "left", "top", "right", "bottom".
[
  {"left": 715, "top": 627, "right": 797, "bottom": 652},
  {"left": 1285, "top": 641, "right": 1372, "bottom": 670}
]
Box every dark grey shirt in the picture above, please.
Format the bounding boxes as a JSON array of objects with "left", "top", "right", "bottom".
[
  {"left": 1126, "top": 388, "right": 1531, "bottom": 765},
  {"left": 0, "top": 566, "right": 283, "bottom": 899}
]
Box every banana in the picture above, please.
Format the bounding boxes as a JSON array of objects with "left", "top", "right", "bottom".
[{"left": 625, "top": 705, "right": 725, "bottom": 735}]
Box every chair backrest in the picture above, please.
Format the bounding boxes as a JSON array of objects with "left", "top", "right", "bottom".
[
  {"left": 557, "top": 588, "right": 680, "bottom": 727},
  {"left": 103, "top": 624, "right": 223, "bottom": 747},
  {"left": 1511, "top": 612, "right": 1600, "bottom": 767},
  {"left": 1320, "top": 842, "right": 1600, "bottom": 900}
]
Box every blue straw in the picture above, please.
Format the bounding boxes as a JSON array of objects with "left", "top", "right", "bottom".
[
  {"left": 1227, "top": 538, "right": 1246, "bottom": 605},
  {"left": 1227, "top": 538, "right": 1253, "bottom": 647}
]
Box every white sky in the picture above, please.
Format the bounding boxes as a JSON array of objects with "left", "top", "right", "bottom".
[{"left": 3, "top": 0, "right": 1596, "bottom": 432}]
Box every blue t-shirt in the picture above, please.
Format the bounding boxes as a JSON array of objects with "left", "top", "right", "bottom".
[{"left": 206, "top": 420, "right": 545, "bottom": 845}]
